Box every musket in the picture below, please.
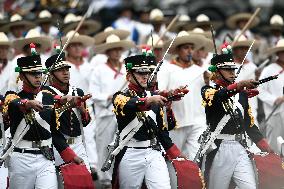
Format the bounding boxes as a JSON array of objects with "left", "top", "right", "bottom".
[
  {"left": 147, "top": 34, "right": 177, "bottom": 88},
  {"left": 193, "top": 124, "right": 211, "bottom": 163},
  {"left": 101, "top": 130, "right": 120, "bottom": 172}
]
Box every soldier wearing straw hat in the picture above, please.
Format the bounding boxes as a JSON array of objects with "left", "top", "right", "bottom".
[
  {"left": 186, "top": 14, "right": 222, "bottom": 32},
  {"left": 258, "top": 39, "right": 284, "bottom": 154},
  {"left": 34, "top": 10, "right": 59, "bottom": 39},
  {"left": 89, "top": 33, "right": 134, "bottom": 188},
  {"left": 158, "top": 31, "right": 208, "bottom": 160},
  {"left": 0, "top": 14, "right": 36, "bottom": 40},
  {"left": 61, "top": 30, "right": 94, "bottom": 93},
  {"left": 145, "top": 33, "right": 164, "bottom": 62},
  {"left": 62, "top": 13, "right": 101, "bottom": 35},
  {"left": 264, "top": 14, "right": 284, "bottom": 47},
  {"left": 90, "top": 26, "right": 130, "bottom": 67}
]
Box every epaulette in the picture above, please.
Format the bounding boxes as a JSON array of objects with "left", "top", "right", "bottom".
[
  {"left": 202, "top": 86, "right": 217, "bottom": 107},
  {"left": 113, "top": 90, "right": 131, "bottom": 116}
]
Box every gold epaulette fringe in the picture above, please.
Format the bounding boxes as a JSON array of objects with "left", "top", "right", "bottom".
[
  {"left": 160, "top": 108, "right": 168, "bottom": 130},
  {"left": 113, "top": 94, "right": 130, "bottom": 116},
  {"left": 3, "top": 94, "right": 20, "bottom": 114},
  {"left": 247, "top": 104, "right": 254, "bottom": 127},
  {"left": 202, "top": 88, "right": 217, "bottom": 107}
]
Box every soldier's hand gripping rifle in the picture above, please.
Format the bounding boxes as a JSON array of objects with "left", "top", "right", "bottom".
[{"left": 101, "top": 130, "right": 120, "bottom": 172}]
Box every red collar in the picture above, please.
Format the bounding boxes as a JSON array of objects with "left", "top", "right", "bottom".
[
  {"left": 215, "top": 79, "right": 230, "bottom": 87},
  {"left": 51, "top": 82, "right": 69, "bottom": 94},
  {"left": 23, "top": 84, "right": 40, "bottom": 94},
  {"left": 128, "top": 83, "right": 145, "bottom": 93},
  {"left": 171, "top": 58, "right": 192, "bottom": 69}
]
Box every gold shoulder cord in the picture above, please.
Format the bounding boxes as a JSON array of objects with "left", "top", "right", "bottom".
[{"left": 129, "top": 90, "right": 147, "bottom": 122}]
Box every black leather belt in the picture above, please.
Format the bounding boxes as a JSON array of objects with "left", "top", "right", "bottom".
[{"left": 14, "top": 147, "right": 42, "bottom": 154}]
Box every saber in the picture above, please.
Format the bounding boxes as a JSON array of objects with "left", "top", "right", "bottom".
[
  {"left": 147, "top": 34, "right": 177, "bottom": 87},
  {"left": 235, "top": 40, "right": 255, "bottom": 77}
]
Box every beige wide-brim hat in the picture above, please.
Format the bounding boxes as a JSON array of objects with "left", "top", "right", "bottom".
[
  {"left": 0, "top": 32, "right": 11, "bottom": 46},
  {"left": 188, "top": 28, "right": 211, "bottom": 38},
  {"left": 62, "top": 30, "right": 95, "bottom": 47},
  {"left": 163, "top": 31, "right": 205, "bottom": 54},
  {"left": 95, "top": 34, "right": 135, "bottom": 54},
  {"left": 200, "top": 37, "right": 214, "bottom": 53},
  {"left": 185, "top": 14, "right": 222, "bottom": 31},
  {"left": 0, "top": 14, "right": 36, "bottom": 32},
  {"left": 169, "top": 14, "right": 192, "bottom": 32},
  {"left": 94, "top": 27, "right": 130, "bottom": 45},
  {"left": 267, "top": 39, "right": 284, "bottom": 56},
  {"left": 35, "top": 10, "right": 53, "bottom": 24},
  {"left": 146, "top": 33, "right": 164, "bottom": 49},
  {"left": 226, "top": 13, "right": 260, "bottom": 29},
  {"left": 63, "top": 14, "right": 101, "bottom": 35},
  {"left": 231, "top": 35, "right": 260, "bottom": 50},
  {"left": 12, "top": 29, "right": 52, "bottom": 53},
  {"left": 149, "top": 8, "right": 167, "bottom": 23},
  {"left": 262, "top": 14, "right": 284, "bottom": 32}
]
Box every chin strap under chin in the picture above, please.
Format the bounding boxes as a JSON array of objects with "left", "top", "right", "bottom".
[
  {"left": 218, "top": 70, "right": 233, "bottom": 85},
  {"left": 130, "top": 71, "right": 145, "bottom": 91},
  {"left": 23, "top": 73, "right": 38, "bottom": 89}
]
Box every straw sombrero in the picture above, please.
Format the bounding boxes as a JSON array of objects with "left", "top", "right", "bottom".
[
  {"left": 0, "top": 32, "right": 11, "bottom": 46},
  {"left": 62, "top": 30, "right": 94, "bottom": 47},
  {"left": 35, "top": 10, "right": 54, "bottom": 24},
  {"left": 185, "top": 14, "right": 222, "bottom": 31},
  {"left": 267, "top": 39, "right": 284, "bottom": 56},
  {"left": 94, "top": 27, "right": 130, "bottom": 45},
  {"left": 0, "top": 14, "right": 35, "bottom": 33},
  {"left": 62, "top": 13, "right": 101, "bottom": 35},
  {"left": 231, "top": 35, "right": 260, "bottom": 50},
  {"left": 263, "top": 14, "right": 284, "bottom": 32},
  {"left": 94, "top": 34, "right": 135, "bottom": 54},
  {"left": 169, "top": 14, "right": 192, "bottom": 32},
  {"left": 226, "top": 12, "right": 260, "bottom": 29},
  {"left": 12, "top": 29, "right": 52, "bottom": 53},
  {"left": 188, "top": 28, "right": 211, "bottom": 38},
  {"left": 146, "top": 33, "right": 164, "bottom": 49},
  {"left": 163, "top": 31, "right": 205, "bottom": 54},
  {"left": 149, "top": 8, "right": 167, "bottom": 23}
]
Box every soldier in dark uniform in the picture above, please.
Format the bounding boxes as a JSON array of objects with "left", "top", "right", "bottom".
[
  {"left": 44, "top": 52, "right": 91, "bottom": 170},
  {"left": 111, "top": 52, "right": 185, "bottom": 189},
  {"left": 201, "top": 46, "right": 273, "bottom": 189},
  {"left": 4, "top": 53, "right": 59, "bottom": 189}
]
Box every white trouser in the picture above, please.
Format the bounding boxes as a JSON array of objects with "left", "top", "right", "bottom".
[
  {"left": 53, "top": 139, "right": 90, "bottom": 171},
  {"left": 8, "top": 152, "right": 57, "bottom": 189},
  {"left": 209, "top": 141, "right": 256, "bottom": 189},
  {"left": 95, "top": 115, "right": 117, "bottom": 184},
  {"left": 266, "top": 113, "right": 284, "bottom": 154},
  {"left": 0, "top": 146, "right": 8, "bottom": 189},
  {"left": 169, "top": 124, "right": 206, "bottom": 160},
  {"left": 84, "top": 120, "right": 98, "bottom": 169},
  {"left": 119, "top": 148, "right": 171, "bottom": 189}
]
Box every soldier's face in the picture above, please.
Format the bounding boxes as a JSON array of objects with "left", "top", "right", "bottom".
[
  {"left": 106, "top": 48, "right": 123, "bottom": 61},
  {"left": 0, "top": 45, "right": 9, "bottom": 59},
  {"left": 67, "top": 43, "right": 84, "bottom": 58},
  {"left": 21, "top": 72, "right": 42, "bottom": 87},
  {"left": 127, "top": 72, "right": 150, "bottom": 88},
  {"left": 11, "top": 25, "right": 25, "bottom": 38},
  {"left": 177, "top": 43, "right": 194, "bottom": 62},
  {"left": 233, "top": 46, "right": 249, "bottom": 60},
  {"left": 52, "top": 67, "right": 70, "bottom": 84},
  {"left": 218, "top": 69, "right": 236, "bottom": 83}
]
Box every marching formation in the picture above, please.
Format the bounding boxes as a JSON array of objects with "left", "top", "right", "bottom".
[{"left": 0, "top": 6, "right": 284, "bottom": 189}]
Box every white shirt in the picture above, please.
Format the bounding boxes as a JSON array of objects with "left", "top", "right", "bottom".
[
  {"left": 158, "top": 62, "right": 207, "bottom": 127},
  {"left": 89, "top": 62, "right": 127, "bottom": 117},
  {"left": 258, "top": 63, "right": 284, "bottom": 117},
  {"left": 68, "top": 59, "right": 93, "bottom": 94}
]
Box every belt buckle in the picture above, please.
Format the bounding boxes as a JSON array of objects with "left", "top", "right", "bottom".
[
  {"left": 235, "top": 134, "right": 242, "bottom": 141},
  {"left": 67, "top": 137, "right": 75, "bottom": 144},
  {"left": 32, "top": 141, "right": 42, "bottom": 148}
]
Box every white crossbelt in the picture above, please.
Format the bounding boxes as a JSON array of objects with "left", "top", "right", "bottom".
[
  {"left": 16, "top": 138, "right": 52, "bottom": 149},
  {"left": 216, "top": 134, "right": 245, "bottom": 141},
  {"left": 127, "top": 139, "right": 152, "bottom": 148}
]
